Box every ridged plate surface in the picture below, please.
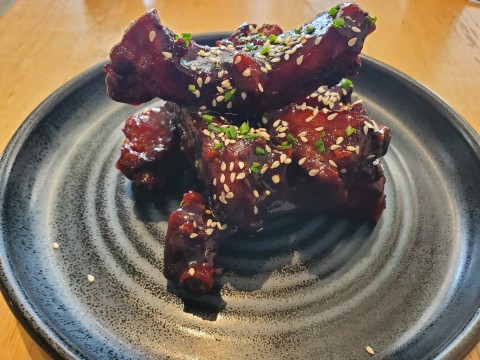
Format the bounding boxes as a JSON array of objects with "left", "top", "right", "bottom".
[{"left": 1, "top": 35, "right": 479, "bottom": 359}]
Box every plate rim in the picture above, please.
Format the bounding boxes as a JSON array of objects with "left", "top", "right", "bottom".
[{"left": 0, "top": 32, "right": 479, "bottom": 360}]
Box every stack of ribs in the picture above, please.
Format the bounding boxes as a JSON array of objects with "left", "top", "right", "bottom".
[{"left": 106, "top": 2, "right": 390, "bottom": 297}]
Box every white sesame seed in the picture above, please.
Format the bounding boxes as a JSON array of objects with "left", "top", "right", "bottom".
[
  {"left": 211, "top": 221, "right": 217, "bottom": 228},
  {"left": 205, "top": 209, "right": 212, "bottom": 214},
  {"left": 327, "top": 113, "right": 338, "bottom": 121},
  {"left": 253, "top": 190, "right": 260, "bottom": 198},
  {"left": 216, "top": 86, "right": 224, "bottom": 93},
  {"left": 87, "top": 274, "right": 95, "bottom": 283},
  {"left": 203, "top": 129, "right": 210, "bottom": 136},
  {"left": 278, "top": 126, "right": 288, "bottom": 133},
  {"left": 356, "top": 145, "right": 360, "bottom": 155},
  {"left": 280, "top": 154, "right": 287, "bottom": 163},
  {"left": 315, "top": 127, "right": 324, "bottom": 132},
  {"left": 241, "top": 92, "right": 247, "bottom": 100},
  {"left": 198, "top": 49, "right": 206, "bottom": 56},
  {"left": 230, "top": 173, "right": 236, "bottom": 183},
  {"left": 298, "top": 131, "right": 308, "bottom": 138},
  {"left": 305, "top": 115, "right": 315, "bottom": 123},
  {"left": 216, "top": 95, "right": 225, "bottom": 102},
  {"left": 365, "top": 346, "right": 375, "bottom": 355},
  {"left": 273, "top": 119, "right": 281, "bottom": 128},
  {"left": 296, "top": 55, "right": 304, "bottom": 65},
  {"left": 314, "top": 36, "right": 322, "bottom": 45},
  {"left": 253, "top": 206, "right": 259, "bottom": 214},
  {"left": 221, "top": 162, "right": 226, "bottom": 171},
  {"left": 197, "top": 77, "right": 203, "bottom": 88},
  {"left": 284, "top": 53, "right": 290, "bottom": 61},
  {"left": 265, "top": 145, "right": 272, "bottom": 152},
  {"left": 258, "top": 83, "right": 264, "bottom": 92},
  {"left": 272, "top": 174, "right": 281, "bottom": 183},
  {"left": 221, "top": 224, "right": 228, "bottom": 230},
  {"left": 336, "top": 137, "right": 344, "bottom": 145},
  {"left": 52, "top": 242, "right": 60, "bottom": 250},
  {"left": 265, "top": 190, "right": 271, "bottom": 195},
  {"left": 242, "top": 68, "right": 252, "bottom": 77},
  {"left": 227, "top": 102, "right": 232, "bottom": 109},
  {"left": 352, "top": 26, "right": 361, "bottom": 33},
  {"left": 218, "top": 70, "right": 225, "bottom": 77},
  {"left": 347, "top": 146, "right": 356, "bottom": 151},
  {"left": 212, "top": 99, "right": 217, "bottom": 107},
  {"left": 309, "top": 169, "right": 319, "bottom": 176},
  {"left": 226, "top": 192, "right": 234, "bottom": 199},
  {"left": 149, "top": 31, "right": 156, "bottom": 42},
  {"left": 190, "top": 233, "right": 198, "bottom": 238},
  {"left": 367, "top": 154, "right": 375, "bottom": 159},
  {"left": 261, "top": 67, "right": 268, "bottom": 73},
  {"left": 224, "top": 184, "right": 230, "bottom": 193},
  {"left": 271, "top": 57, "right": 281, "bottom": 63},
  {"left": 238, "top": 161, "right": 245, "bottom": 169},
  {"left": 234, "top": 56, "right": 242, "bottom": 64},
  {"left": 271, "top": 160, "right": 280, "bottom": 169},
  {"left": 219, "top": 195, "right": 227, "bottom": 204},
  {"left": 330, "top": 144, "right": 340, "bottom": 150},
  {"left": 213, "top": 178, "right": 217, "bottom": 186},
  {"left": 217, "top": 222, "right": 223, "bottom": 230},
  {"left": 329, "top": 160, "right": 338, "bottom": 168},
  {"left": 363, "top": 125, "right": 369, "bottom": 135},
  {"left": 190, "top": 64, "right": 197, "bottom": 71},
  {"left": 300, "top": 136, "right": 308, "bottom": 143},
  {"left": 205, "top": 228, "right": 214, "bottom": 236},
  {"left": 348, "top": 37, "right": 358, "bottom": 47},
  {"left": 205, "top": 76, "right": 211, "bottom": 84},
  {"left": 220, "top": 173, "right": 225, "bottom": 183},
  {"left": 236, "top": 172, "right": 246, "bottom": 180},
  {"left": 265, "top": 63, "right": 272, "bottom": 70},
  {"left": 188, "top": 267, "right": 196, "bottom": 276},
  {"left": 340, "top": 168, "right": 348, "bottom": 174},
  {"left": 162, "top": 51, "right": 173, "bottom": 59}
]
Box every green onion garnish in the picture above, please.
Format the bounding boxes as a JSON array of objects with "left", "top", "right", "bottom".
[
  {"left": 188, "top": 84, "right": 196, "bottom": 93},
  {"left": 332, "top": 18, "right": 345, "bottom": 28},
  {"left": 243, "top": 133, "right": 260, "bottom": 140},
  {"left": 321, "top": 131, "right": 326, "bottom": 138},
  {"left": 367, "top": 16, "right": 377, "bottom": 25},
  {"left": 213, "top": 143, "right": 223, "bottom": 150},
  {"left": 287, "top": 133, "right": 297, "bottom": 144},
  {"left": 181, "top": 33, "right": 192, "bottom": 47},
  {"left": 259, "top": 46, "right": 270, "bottom": 55},
  {"left": 255, "top": 147, "right": 265, "bottom": 156},
  {"left": 239, "top": 122, "right": 250, "bottom": 135},
  {"left": 315, "top": 139, "right": 325, "bottom": 153},
  {"left": 202, "top": 114, "right": 215, "bottom": 123},
  {"left": 294, "top": 28, "right": 300, "bottom": 34},
  {"left": 346, "top": 125, "right": 357, "bottom": 136},
  {"left": 328, "top": 5, "right": 340, "bottom": 17},
  {"left": 340, "top": 78, "right": 353, "bottom": 89},
  {"left": 224, "top": 89, "right": 236, "bottom": 102},
  {"left": 250, "top": 162, "right": 260, "bottom": 174},
  {"left": 267, "top": 34, "right": 277, "bottom": 43},
  {"left": 245, "top": 44, "right": 257, "bottom": 51},
  {"left": 305, "top": 25, "right": 315, "bottom": 34},
  {"left": 281, "top": 141, "right": 292, "bottom": 149}
]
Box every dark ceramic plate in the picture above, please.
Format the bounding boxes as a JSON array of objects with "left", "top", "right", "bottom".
[{"left": 1, "top": 34, "right": 479, "bottom": 360}]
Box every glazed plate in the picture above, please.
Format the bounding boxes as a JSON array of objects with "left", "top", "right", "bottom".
[{"left": 0, "top": 34, "right": 479, "bottom": 359}]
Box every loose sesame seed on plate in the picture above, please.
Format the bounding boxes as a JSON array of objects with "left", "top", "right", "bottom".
[
  {"left": 365, "top": 346, "right": 375, "bottom": 355},
  {"left": 162, "top": 51, "right": 173, "bottom": 59},
  {"left": 197, "top": 77, "right": 203, "bottom": 87},
  {"left": 309, "top": 169, "right": 319, "bottom": 176},
  {"left": 52, "top": 242, "right": 60, "bottom": 249},
  {"left": 189, "top": 233, "right": 198, "bottom": 238},
  {"left": 241, "top": 92, "right": 247, "bottom": 100},
  {"left": 272, "top": 174, "right": 281, "bottom": 183}
]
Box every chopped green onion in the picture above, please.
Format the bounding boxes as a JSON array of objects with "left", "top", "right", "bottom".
[
  {"left": 245, "top": 44, "right": 257, "bottom": 51},
  {"left": 250, "top": 162, "right": 260, "bottom": 174},
  {"left": 259, "top": 46, "right": 270, "bottom": 55},
  {"left": 181, "top": 33, "right": 192, "bottom": 47},
  {"left": 208, "top": 123, "right": 221, "bottom": 133},
  {"left": 239, "top": 122, "right": 250, "bottom": 135},
  {"left": 255, "top": 147, "right": 265, "bottom": 156},
  {"left": 332, "top": 18, "right": 345, "bottom": 28},
  {"left": 224, "top": 89, "right": 236, "bottom": 102},
  {"left": 267, "top": 34, "right": 277, "bottom": 43},
  {"left": 174, "top": 34, "right": 179, "bottom": 41},
  {"left": 287, "top": 133, "right": 297, "bottom": 144},
  {"left": 321, "top": 131, "right": 326, "bottom": 138},
  {"left": 315, "top": 139, "right": 325, "bottom": 153},
  {"left": 281, "top": 141, "right": 292, "bottom": 149},
  {"left": 328, "top": 5, "right": 340, "bottom": 17},
  {"left": 213, "top": 143, "right": 223, "bottom": 150},
  {"left": 305, "top": 25, "right": 315, "bottom": 34},
  {"left": 367, "top": 15, "right": 377, "bottom": 25},
  {"left": 202, "top": 114, "right": 215, "bottom": 123},
  {"left": 188, "top": 84, "right": 196, "bottom": 93},
  {"left": 340, "top": 78, "right": 353, "bottom": 89},
  {"left": 224, "top": 125, "right": 237, "bottom": 139},
  {"left": 294, "top": 28, "right": 300, "bottom": 34},
  {"left": 243, "top": 133, "right": 260, "bottom": 140},
  {"left": 346, "top": 125, "right": 357, "bottom": 136}
]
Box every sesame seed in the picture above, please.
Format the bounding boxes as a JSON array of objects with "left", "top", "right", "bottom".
[
  {"left": 265, "top": 190, "right": 271, "bottom": 195},
  {"left": 207, "top": 219, "right": 212, "bottom": 227},
  {"left": 352, "top": 26, "right": 361, "bottom": 33},
  {"left": 305, "top": 115, "right": 315, "bottom": 123},
  {"left": 346, "top": 145, "right": 356, "bottom": 151},
  {"left": 52, "top": 242, "right": 60, "bottom": 250},
  {"left": 254, "top": 206, "right": 259, "bottom": 214},
  {"left": 271, "top": 160, "right": 280, "bottom": 169},
  {"left": 162, "top": 51, "right": 173, "bottom": 59},
  {"left": 315, "top": 127, "right": 324, "bottom": 132},
  {"left": 216, "top": 95, "right": 225, "bottom": 102},
  {"left": 284, "top": 158, "right": 292, "bottom": 164},
  {"left": 271, "top": 58, "right": 280, "bottom": 63},
  {"left": 298, "top": 131, "right": 308, "bottom": 137},
  {"left": 87, "top": 274, "right": 95, "bottom": 283},
  {"left": 149, "top": 30, "right": 156, "bottom": 42},
  {"left": 227, "top": 102, "right": 232, "bottom": 109},
  {"left": 329, "top": 160, "right": 338, "bottom": 168},
  {"left": 340, "top": 168, "right": 348, "bottom": 174},
  {"left": 356, "top": 145, "right": 360, "bottom": 155},
  {"left": 243, "top": 68, "right": 252, "bottom": 77},
  {"left": 190, "top": 233, "right": 198, "bottom": 238},
  {"left": 203, "top": 129, "right": 210, "bottom": 136},
  {"left": 300, "top": 136, "right": 308, "bottom": 143},
  {"left": 190, "top": 64, "right": 197, "bottom": 71},
  {"left": 188, "top": 268, "right": 196, "bottom": 276},
  {"left": 213, "top": 178, "right": 217, "bottom": 186},
  {"left": 239, "top": 161, "right": 245, "bottom": 169},
  {"left": 278, "top": 126, "right": 288, "bottom": 133},
  {"left": 309, "top": 169, "right": 319, "bottom": 176},
  {"left": 330, "top": 144, "right": 340, "bottom": 150},
  {"left": 205, "top": 228, "right": 214, "bottom": 235},
  {"left": 273, "top": 119, "right": 281, "bottom": 128},
  {"left": 218, "top": 70, "right": 225, "bottom": 77},
  {"left": 221, "top": 162, "right": 226, "bottom": 171},
  {"left": 212, "top": 99, "right": 217, "bottom": 107},
  {"left": 220, "top": 173, "right": 225, "bottom": 183},
  {"left": 216, "top": 86, "right": 224, "bottom": 93},
  {"left": 197, "top": 77, "right": 203, "bottom": 87},
  {"left": 217, "top": 222, "right": 223, "bottom": 230},
  {"left": 298, "top": 157, "right": 307, "bottom": 165},
  {"left": 365, "top": 346, "right": 375, "bottom": 355},
  {"left": 219, "top": 195, "right": 227, "bottom": 204},
  {"left": 284, "top": 53, "right": 290, "bottom": 61},
  {"left": 258, "top": 83, "right": 264, "bottom": 92},
  {"left": 260, "top": 164, "right": 268, "bottom": 174},
  {"left": 205, "top": 76, "right": 211, "bottom": 84},
  {"left": 314, "top": 36, "right": 322, "bottom": 45},
  {"left": 363, "top": 125, "right": 369, "bottom": 135},
  {"left": 280, "top": 154, "right": 287, "bottom": 163},
  {"left": 229, "top": 162, "right": 234, "bottom": 171},
  {"left": 198, "top": 49, "right": 206, "bottom": 56},
  {"left": 205, "top": 209, "right": 212, "bottom": 214},
  {"left": 327, "top": 113, "right": 338, "bottom": 121},
  {"left": 211, "top": 221, "right": 217, "bottom": 228},
  {"left": 336, "top": 137, "right": 344, "bottom": 145},
  {"left": 253, "top": 190, "right": 260, "bottom": 198},
  {"left": 241, "top": 92, "right": 247, "bottom": 100},
  {"left": 348, "top": 37, "right": 358, "bottom": 47},
  {"left": 193, "top": 221, "right": 197, "bottom": 228},
  {"left": 296, "top": 55, "right": 304, "bottom": 65},
  {"left": 265, "top": 63, "right": 272, "bottom": 70},
  {"left": 230, "top": 172, "right": 236, "bottom": 182},
  {"left": 194, "top": 90, "right": 200, "bottom": 98},
  {"left": 272, "top": 174, "right": 281, "bottom": 183},
  {"left": 224, "top": 184, "right": 230, "bottom": 193},
  {"left": 226, "top": 192, "right": 234, "bottom": 199},
  {"left": 261, "top": 67, "right": 268, "bottom": 73},
  {"left": 236, "top": 172, "right": 246, "bottom": 180},
  {"left": 265, "top": 145, "right": 272, "bottom": 152},
  {"left": 367, "top": 154, "right": 375, "bottom": 159}
]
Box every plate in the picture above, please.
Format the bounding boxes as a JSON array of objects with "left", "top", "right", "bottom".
[{"left": 1, "top": 34, "right": 479, "bottom": 359}]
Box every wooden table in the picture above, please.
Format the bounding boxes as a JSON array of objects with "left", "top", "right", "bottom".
[{"left": 0, "top": 0, "right": 479, "bottom": 358}]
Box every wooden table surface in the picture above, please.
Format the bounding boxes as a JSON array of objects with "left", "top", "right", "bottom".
[{"left": 0, "top": 0, "right": 479, "bottom": 359}]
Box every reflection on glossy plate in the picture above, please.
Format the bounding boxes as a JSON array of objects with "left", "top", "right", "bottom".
[{"left": 0, "top": 34, "right": 479, "bottom": 359}]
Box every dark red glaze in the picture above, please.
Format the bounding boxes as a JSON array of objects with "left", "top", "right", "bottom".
[
  {"left": 104, "top": 3, "right": 375, "bottom": 115},
  {"left": 164, "top": 191, "right": 228, "bottom": 296},
  {"left": 115, "top": 103, "right": 190, "bottom": 195}
]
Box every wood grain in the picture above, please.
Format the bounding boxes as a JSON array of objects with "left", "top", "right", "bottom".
[{"left": 0, "top": 0, "right": 479, "bottom": 359}]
